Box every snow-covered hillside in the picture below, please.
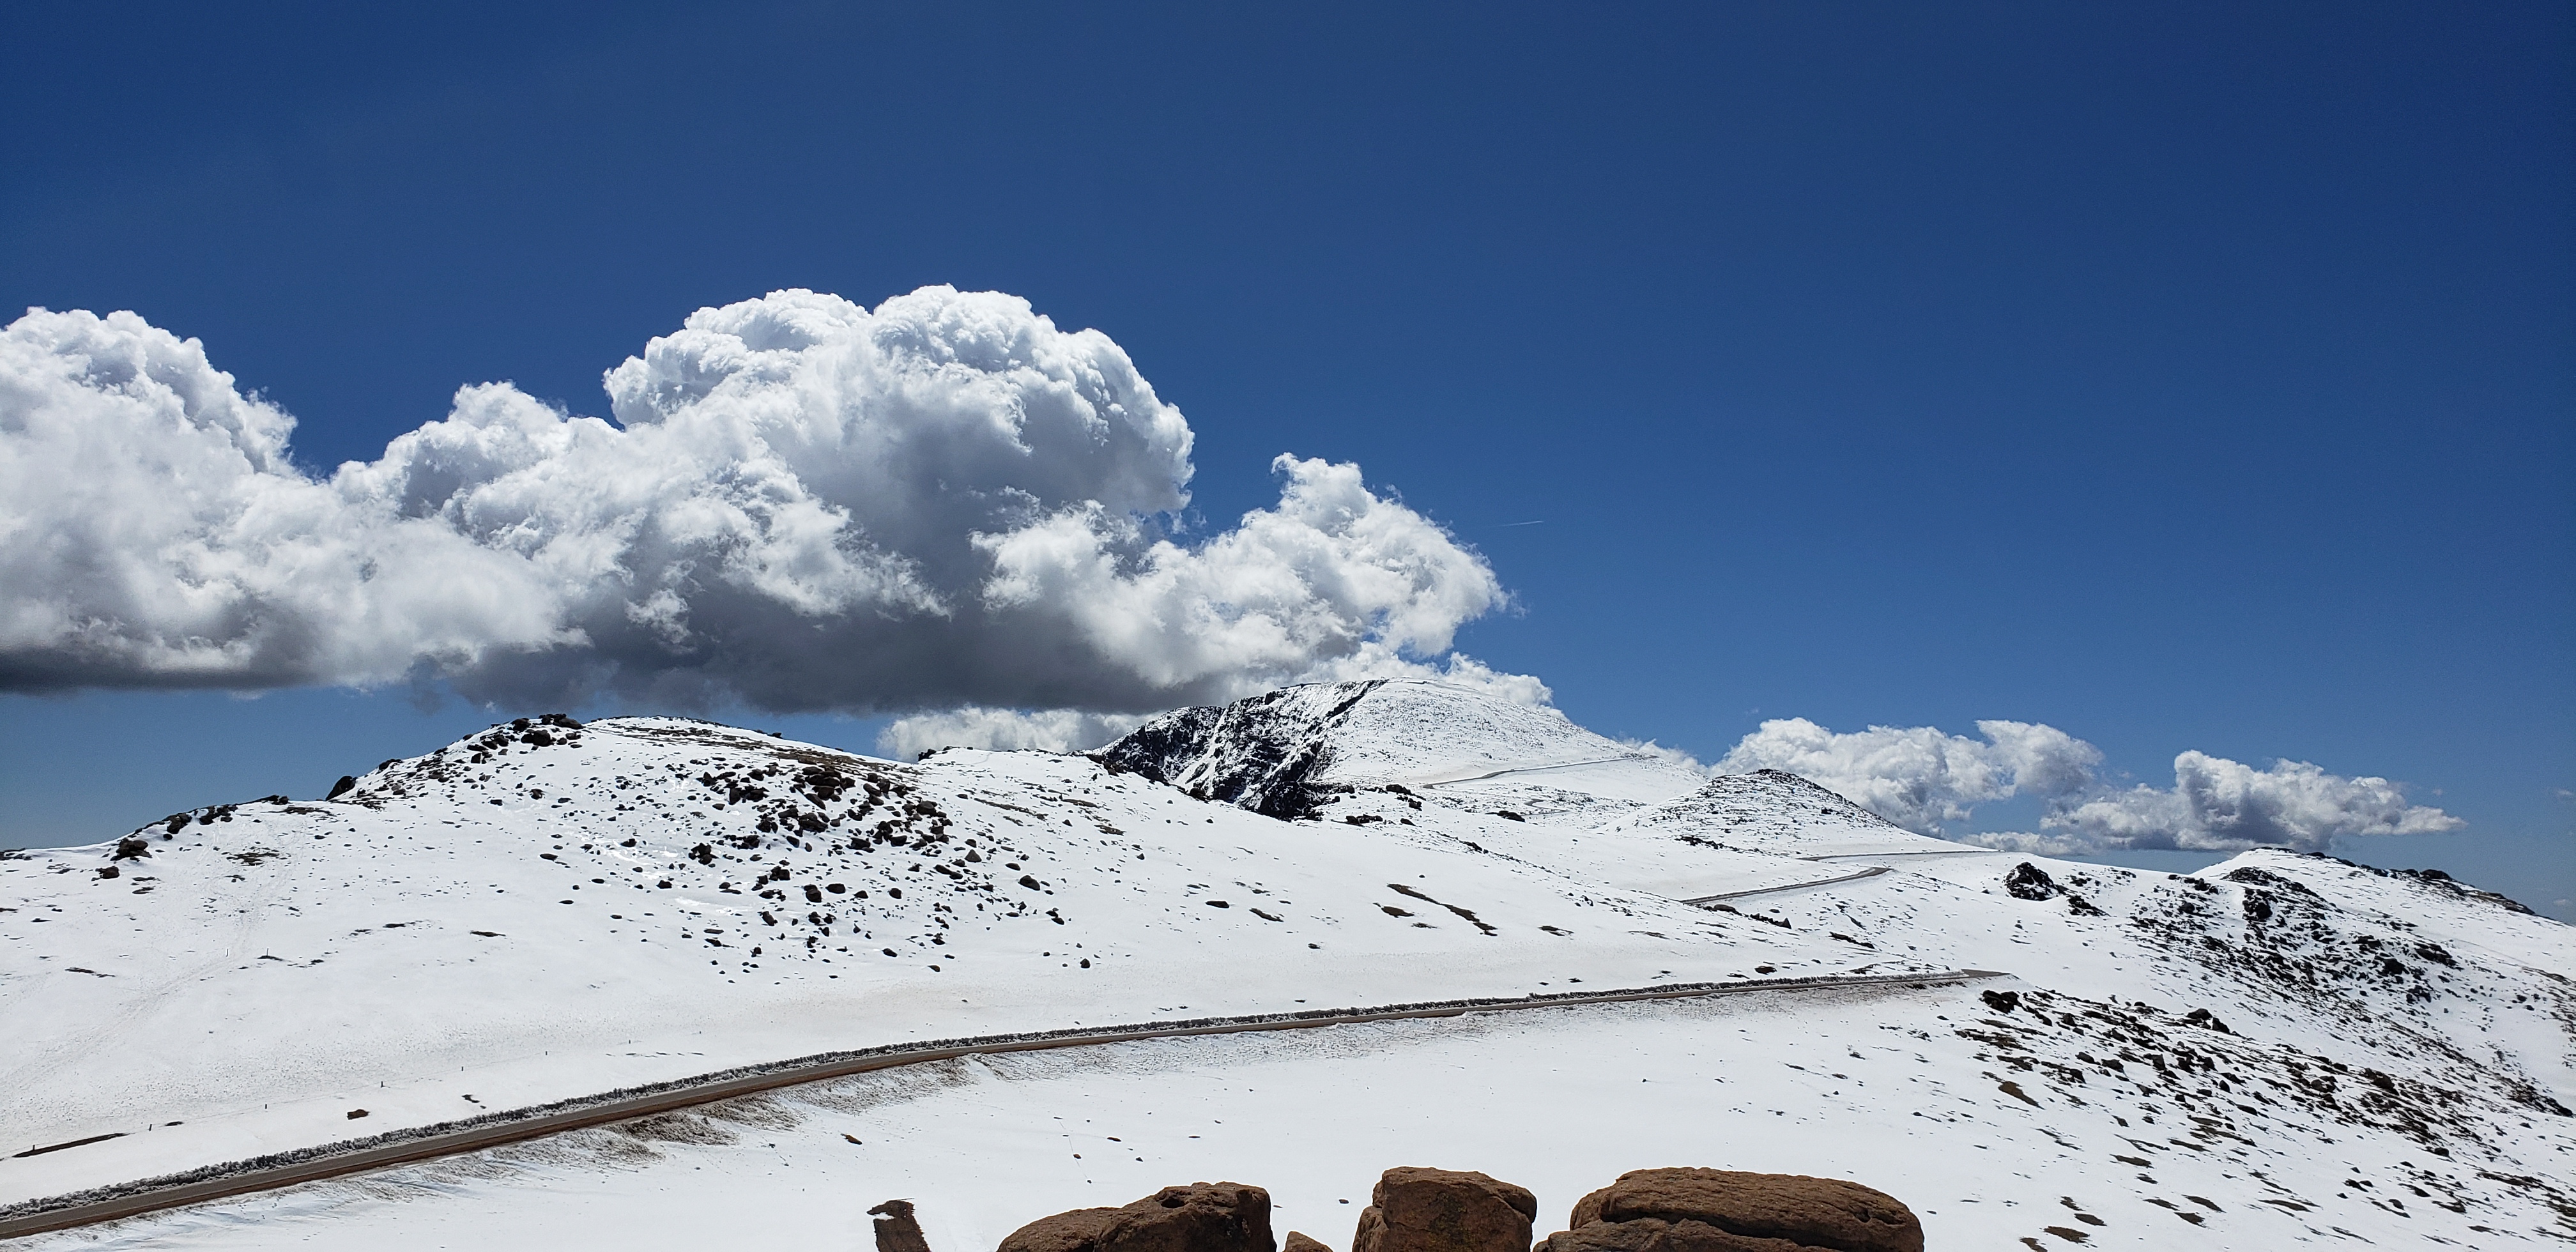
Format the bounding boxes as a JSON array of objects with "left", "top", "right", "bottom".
[{"left": 3, "top": 682, "right": 2569, "bottom": 1249}]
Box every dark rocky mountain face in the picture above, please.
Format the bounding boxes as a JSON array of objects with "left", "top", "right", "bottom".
[{"left": 1095, "top": 682, "right": 1387, "bottom": 820}]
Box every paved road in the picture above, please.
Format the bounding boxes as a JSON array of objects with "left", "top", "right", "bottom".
[
  {"left": 1678, "top": 865, "right": 1892, "bottom": 904},
  {"left": 1395, "top": 754, "right": 1655, "bottom": 789},
  {"left": 0, "top": 968, "right": 2002, "bottom": 1241}
]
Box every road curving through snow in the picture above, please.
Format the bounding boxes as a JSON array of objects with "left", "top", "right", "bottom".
[
  {"left": 1676, "top": 866, "right": 1892, "bottom": 904},
  {"left": 0, "top": 969, "right": 2001, "bottom": 1241}
]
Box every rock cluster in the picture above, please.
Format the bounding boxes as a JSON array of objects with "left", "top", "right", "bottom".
[{"left": 949, "top": 1164, "right": 1915, "bottom": 1252}]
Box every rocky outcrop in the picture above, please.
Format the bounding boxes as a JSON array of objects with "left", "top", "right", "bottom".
[
  {"left": 1538, "top": 1168, "right": 1920, "bottom": 1252},
  {"left": 1282, "top": 1233, "right": 1332, "bottom": 1252},
  {"left": 2002, "top": 862, "right": 2060, "bottom": 901},
  {"left": 1349, "top": 1167, "right": 1536, "bottom": 1252},
  {"left": 998, "top": 1182, "right": 1275, "bottom": 1252},
  {"left": 1096, "top": 685, "right": 1379, "bottom": 820}
]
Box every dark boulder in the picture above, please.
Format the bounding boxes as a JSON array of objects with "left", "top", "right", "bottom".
[
  {"left": 112, "top": 836, "right": 153, "bottom": 860},
  {"left": 872, "top": 1198, "right": 935, "bottom": 1252},
  {"left": 1283, "top": 1234, "right": 1333, "bottom": 1252},
  {"left": 2002, "top": 862, "right": 2060, "bottom": 901},
  {"left": 1351, "top": 1167, "right": 1536, "bottom": 1252},
  {"left": 326, "top": 775, "right": 358, "bottom": 800},
  {"left": 999, "top": 1182, "right": 1274, "bottom": 1252},
  {"left": 1540, "top": 1168, "right": 1920, "bottom": 1252}
]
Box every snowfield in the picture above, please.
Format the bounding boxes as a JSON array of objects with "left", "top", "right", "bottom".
[{"left": 3, "top": 680, "right": 2569, "bottom": 1249}]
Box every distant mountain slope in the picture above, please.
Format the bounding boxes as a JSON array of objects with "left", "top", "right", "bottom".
[
  {"left": 1096, "top": 680, "right": 1706, "bottom": 818},
  {"left": 1619, "top": 769, "right": 1976, "bottom": 856}
]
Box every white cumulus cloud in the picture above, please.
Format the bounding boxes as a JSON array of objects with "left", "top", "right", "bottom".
[
  {"left": 2012, "top": 751, "right": 2464, "bottom": 853},
  {"left": 1719, "top": 717, "right": 2457, "bottom": 852},
  {"left": 0, "top": 289, "right": 1518, "bottom": 717},
  {"left": 1717, "top": 717, "right": 2102, "bottom": 834},
  {"left": 877, "top": 707, "right": 1149, "bottom": 760}
]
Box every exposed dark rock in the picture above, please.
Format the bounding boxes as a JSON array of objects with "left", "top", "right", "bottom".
[
  {"left": 112, "top": 836, "right": 152, "bottom": 860},
  {"left": 871, "top": 1198, "right": 935, "bottom": 1252},
  {"left": 1094, "top": 683, "right": 1383, "bottom": 820},
  {"left": 2003, "top": 862, "right": 2060, "bottom": 901},
  {"left": 1283, "top": 1233, "right": 1333, "bottom": 1252},
  {"left": 1541, "top": 1168, "right": 1921, "bottom": 1252},
  {"left": 2223, "top": 865, "right": 2317, "bottom": 896},
  {"left": 999, "top": 1182, "right": 1274, "bottom": 1252},
  {"left": 326, "top": 775, "right": 358, "bottom": 800},
  {"left": 1351, "top": 1166, "right": 1536, "bottom": 1252}
]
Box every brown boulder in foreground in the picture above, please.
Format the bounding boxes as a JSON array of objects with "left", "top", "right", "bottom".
[
  {"left": 1282, "top": 1233, "right": 1333, "bottom": 1252},
  {"left": 1350, "top": 1167, "right": 1537, "bottom": 1252},
  {"left": 872, "top": 1199, "right": 934, "bottom": 1252},
  {"left": 1540, "top": 1168, "right": 1920, "bottom": 1252},
  {"left": 998, "top": 1182, "right": 1274, "bottom": 1252}
]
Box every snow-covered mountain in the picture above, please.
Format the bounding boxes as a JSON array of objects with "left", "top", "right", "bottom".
[{"left": 3, "top": 681, "right": 2568, "bottom": 1249}]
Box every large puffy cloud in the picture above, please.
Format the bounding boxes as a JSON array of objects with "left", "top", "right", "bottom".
[
  {"left": 1720, "top": 718, "right": 2457, "bottom": 853},
  {"left": 0, "top": 289, "right": 1514, "bottom": 716}
]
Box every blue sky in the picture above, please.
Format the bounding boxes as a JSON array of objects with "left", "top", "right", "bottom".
[{"left": 3, "top": 3, "right": 2568, "bottom": 915}]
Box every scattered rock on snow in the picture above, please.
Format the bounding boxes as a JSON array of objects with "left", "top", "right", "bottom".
[
  {"left": 998, "top": 1182, "right": 1274, "bottom": 1252},
  {"left": 1539, "top": 1167, "right": 1922, "bottom": 1252},
  {"left": 1351, "top": 1166, "right": 1537, "bottom": 1252}
]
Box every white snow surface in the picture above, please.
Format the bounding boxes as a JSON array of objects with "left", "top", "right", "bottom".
[{"left": 3, "top": 681, "right": 2570, "bottom": 1249}]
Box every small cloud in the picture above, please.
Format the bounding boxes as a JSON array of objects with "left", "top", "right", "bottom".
[{"left": 878, "top": 708, "right": 1144, "bottom": 758}]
